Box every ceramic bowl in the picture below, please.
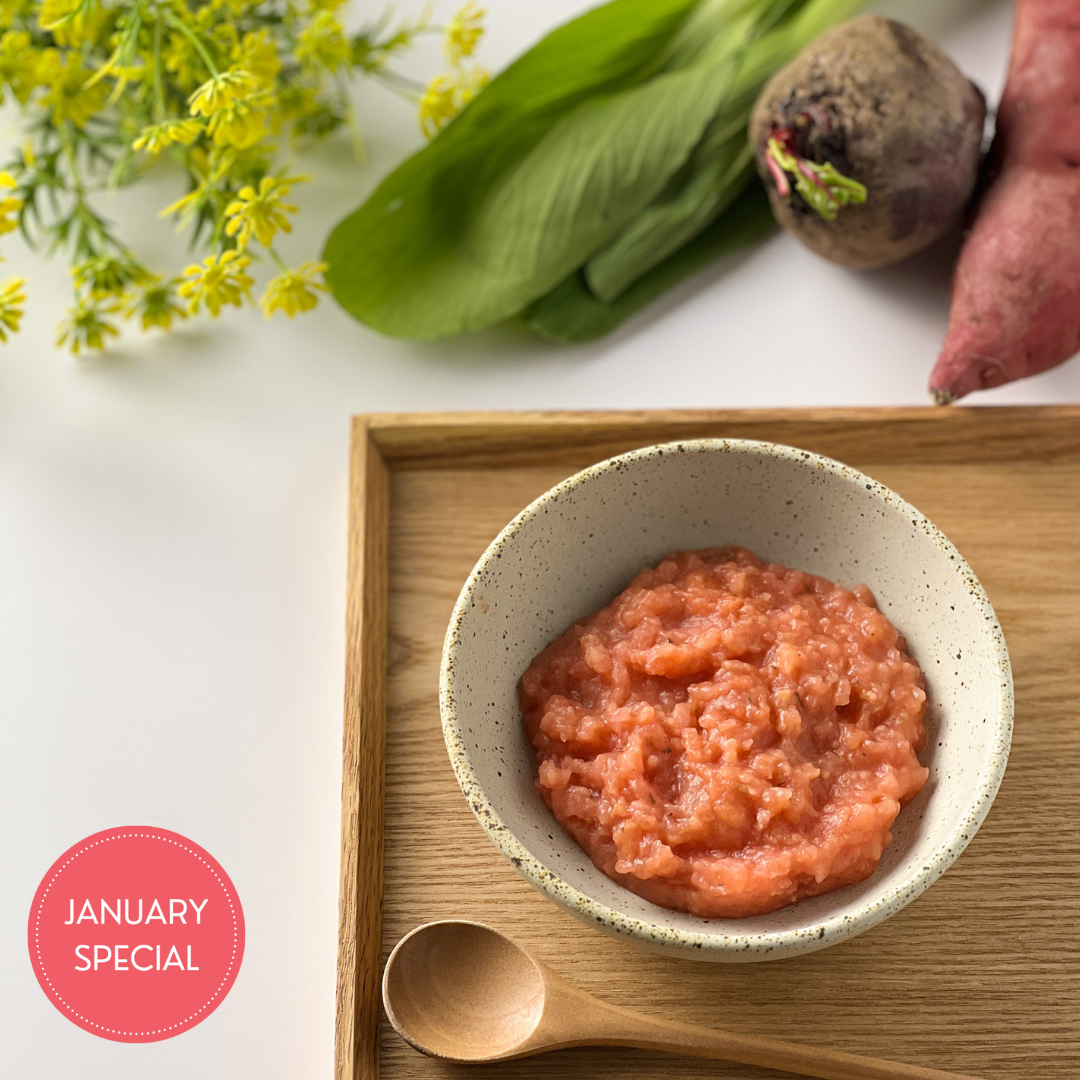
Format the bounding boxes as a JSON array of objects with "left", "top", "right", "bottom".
[{"left": 440, "top": 440, "right": 1012, "bottom": 962}]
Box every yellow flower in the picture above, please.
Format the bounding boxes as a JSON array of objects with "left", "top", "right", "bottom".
[
  {"left": 178, "top": 250, "right": 253, "bottom": 315},
  {"left": 133, "top": 119, "right": 204, "bottom": 155},
  {"left": 0, "top": 31, "right": 40, "bottom": 103},
  {"left": 418, "top": 75, "right": 457, "bottom": 138},
  {"left": 38, "top": 49, "right": 109, "bottom": 128},
  {"left": 38, "top": 0, "right": 70, "bottom": 24},
  {"left": 260, "top": 260, "right": 326, "bottom": 318},
  {"left": 123, "top": 277, "right": 187, "bottom": 331},
  {"left": 188, "top": 67, "right": 260, "bottom": 118},
  {"left": 161, "top": 183, "right": 205, "bottom": 222},
  {"left": 233, "top": 30, "right": 280, "bottom": 89},
  {"left": 277, "top": 82, "right": 320, "bottom": 124},
  {"left": 296, "top": 11, "right": 350, "bottom": 73},
  {"left": 224, "top": 174, "right": 303, "bottom": 249},
  {"left": 0, "top": 275, "right": 25, "bottom": 342},
  {"left": 72, "top": 253, "right": 149, "bottom": 298},
  {"left": 193, "top": 4, "right": 239, "bottom": 56},
  {"left": 164, "top": 30, "right": 208, "bottom": 93},
  {"left": 212, "top": 0, "right": 250, "bottom": 17},
  {"left": 206, "top": 91, "right": 273, "bottom": 149},
  {"left": 0, "top": 170, "right": 21, "bottom": 236},
  {"left": 0, "top": 0, "right": 25, "bottom": 29},
  {"left": 418, "top": 65, "right": 489, "bottom": 139},
  {"left": 445, "top": 3, "right": 484, "bottom": 66},
  {"left": 56, "top": 299, "right": 121, "bottom": 354},
  {"left": 39, "top": 0, "right": 106, "bottom": 48},
  {"left": 37, "top": 0, "right": 71, "bottom": 28},
  {"left": 100, "top": 64, "right": 148, "bottom": 105}
]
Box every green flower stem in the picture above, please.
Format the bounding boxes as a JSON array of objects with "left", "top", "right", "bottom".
[
  {"left": 268, "top": 245, "right": 288, "bottom": 273},
  {"left": 371, "top": 67, "right": 426, "bottom": 99},
  {"left": 57, "top": 123, "right": 108, "bottom": 260},
  {"left": 116, "top": 0, "right": 146, "bottom": 70},
  {"left": 209, "top": 208, "right": 227, "bottom": 248},
  {"left": 334, "top": 71, "right": 366, "bottom": 162},
  {"left": 163, "top": 10, "right": 221, "bottom": 79},
  {"left": 152, "top": 17, "right": 166, "bottom": 122}
]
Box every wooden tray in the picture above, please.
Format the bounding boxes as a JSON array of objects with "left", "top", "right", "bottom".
[{"left": 336, "top": 408, "right": 1080, "bottom": 1080}]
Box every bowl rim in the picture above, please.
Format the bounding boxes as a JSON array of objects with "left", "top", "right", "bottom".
[{"left": 439, "top": 438, "right": 1014, "bottom": 959}]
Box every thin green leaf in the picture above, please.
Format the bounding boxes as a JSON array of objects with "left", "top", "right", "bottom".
[{"left": 522, "top": 179, "right": 776, "bottom": 343}]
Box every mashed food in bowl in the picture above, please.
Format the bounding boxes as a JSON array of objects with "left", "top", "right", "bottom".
[{"left": 520, "top": 548, "right": 929, "bottom": 918}]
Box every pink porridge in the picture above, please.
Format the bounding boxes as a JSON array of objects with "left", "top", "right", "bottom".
[{"left": 520, "top": 548, "right": 928, "bottom": 919}]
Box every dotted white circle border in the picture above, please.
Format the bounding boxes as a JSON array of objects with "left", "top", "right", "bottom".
[{"left": 29, "top": 829, "right": 244, "bottom": 1040}]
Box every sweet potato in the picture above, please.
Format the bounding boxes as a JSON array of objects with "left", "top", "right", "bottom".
[{"left": 929, "top": 0, "right": 1080, "bottom": 402}]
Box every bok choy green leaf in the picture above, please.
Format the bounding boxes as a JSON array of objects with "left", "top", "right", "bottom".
[{"left": 523, "top": 180, "right": 776, "bottom": 342}]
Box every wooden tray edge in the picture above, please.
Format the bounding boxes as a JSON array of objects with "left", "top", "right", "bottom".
[
  {"left": 362, "top": 406, "right": 1080, "bottom": 469},
  {"left": 336, "top": 420, "right": 389, "bottom": 1080}
]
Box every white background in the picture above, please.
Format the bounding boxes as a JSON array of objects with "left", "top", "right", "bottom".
[{"left": 2, "top": 0, "right": 1077, "bottom": 1075}]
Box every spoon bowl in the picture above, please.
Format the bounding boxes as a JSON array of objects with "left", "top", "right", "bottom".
[{"left": 382, "top": 920, "right": 545, "bottom": 1060}]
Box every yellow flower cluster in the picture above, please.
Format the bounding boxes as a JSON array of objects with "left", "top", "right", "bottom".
[
  {"left": 234, "top": 30, "right": 280, "bottom": 88},
  {"left": 0, "top": 275, "right": 25, "bottom": 342},
  {"left": 445, "top": 2, "right": 485, "bottom": 65},
  {"left": 133, "top": 120, "right": 204, "bottom": 157},
  {"left": 0, "top": 169, "right": 20, "bottom": 235},
  {"left": 215, "top": 174, "right": 328, "bottom": 319},
  {"left": 59, "top": 254, "right": 188, "bottom": 339},
  {"left": 297, "top": 11, "right": 351, "bottom": 73},
  {"left": 0, "top": 30, "right": 40, "bottom": 103},
  {"left": 261, "top": 261, "right": 328, "bottom": 318},
  {"left": 188, "top": 68, "right": 260, "bottom": 117},
  {"left": 0, "top": 0, "right": 489, "bottom": 350},
  {"left": 0, "top": 171, "right": 23, "bottom": 341},
  {"left": 73, "top": 253, "right": 149, "bottom": 298},
  {"left": 180, "top": 250, "right": 253, "bottom": 316},
  {"left": 55, "top": 300, "right": 120, "bottom": 354},
  {"left": 39, "top": 0, "right": 105, "bottom": 49},
  {"left": 419, "top": 5, "right": 489, "bottom": 139},
  {"left": 0, "top": 26, "right": 115, "bottom": 122},
  {"left": 225, "top": 175, "right": 301, "bottom": 249},
  {"left": 125, "top": 278, "right": 188, "bottom": 331},
  {"left": 419, "top": 64, "right": 490, "bottom": 139}
]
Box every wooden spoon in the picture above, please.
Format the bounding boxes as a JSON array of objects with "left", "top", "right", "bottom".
[{"left": 382, "top": 920, "right": 986, "bottom": 1080}]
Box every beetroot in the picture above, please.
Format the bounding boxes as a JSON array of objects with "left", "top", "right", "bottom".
[
  {"left": 749, "top": 17, "right": 986, "bottom": 269},
  {"left": 929, "top": 0, "right": 1080, "bottom": 402}
]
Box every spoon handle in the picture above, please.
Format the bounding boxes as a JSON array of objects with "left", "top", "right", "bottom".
[{"left": 551, "top": 987, "right": 985, "bottom": 1080}]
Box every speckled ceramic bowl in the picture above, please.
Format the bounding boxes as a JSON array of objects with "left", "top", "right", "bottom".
[{"left": 440, "top": 440, "right": 1012, "bottom": 962}]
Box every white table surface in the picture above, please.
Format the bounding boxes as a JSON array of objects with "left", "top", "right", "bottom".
[{"left": 3, "top": 0, "right": 1076, "bottom": 1074}]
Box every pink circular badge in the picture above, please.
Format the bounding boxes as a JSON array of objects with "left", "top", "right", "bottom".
[{"left": 28, "top": 827, "right": 245, "bottom": 1042}]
